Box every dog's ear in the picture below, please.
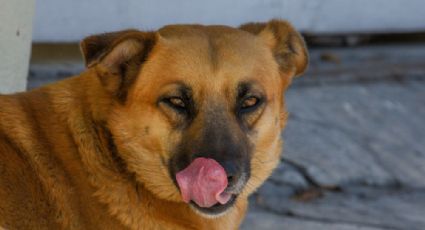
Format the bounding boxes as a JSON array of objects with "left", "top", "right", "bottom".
[
  {"left": 240, "top": 19, "right": 308, "bottom": 77},
  {"left": 80, "top": 30, "right": 156, "bottom": 101}
]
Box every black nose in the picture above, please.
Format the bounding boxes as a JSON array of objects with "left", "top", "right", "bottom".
[{"left": 221, "top": 161, "right": 242, "bottom": 186}]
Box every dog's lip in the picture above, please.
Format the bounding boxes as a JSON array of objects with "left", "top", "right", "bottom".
[
  {"left": 189, "top": 194, "right": 237, "bottom": 215},
  {"left": 224, "top": 185, "right": 242, "bottom": 195}
]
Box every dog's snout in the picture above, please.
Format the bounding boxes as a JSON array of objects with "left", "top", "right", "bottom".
[
  {"left": 220, "top": 160, "right": 250, "bottom": 194},
  {"left": 221, "top": 161, "right": 240, "bottom": 185}
]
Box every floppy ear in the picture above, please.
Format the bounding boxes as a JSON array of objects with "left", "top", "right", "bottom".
[
  {"left": 239, "top": 19, "right": 308, "bottom": 77},
  {"left": 80, "top": 30, "right": 156, "bottom": 101}
]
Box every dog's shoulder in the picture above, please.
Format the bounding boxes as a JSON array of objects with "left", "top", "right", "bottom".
[
  {"left": 0, "top": 125, "right": 59, "bottom": 229},
  {"left": 0, "top": 92, "right": 68, "bottom": 229}
]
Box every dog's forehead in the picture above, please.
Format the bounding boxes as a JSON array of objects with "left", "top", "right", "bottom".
[
  {"left": 132, "top": 24, "right": 280, "bottom": 101},
  {"left": 158, "top": 24, "right": 253, "bottom": 41},
  {"left": 157, "top": 24, "right": 265, "bottom": 61},
  {"left": 151, "top": 24, "right": 277, "bottom": 81}
]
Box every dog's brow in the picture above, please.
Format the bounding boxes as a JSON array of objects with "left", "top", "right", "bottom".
[
  {"left": 237, "top": 81, "right": 258, "bottom": 98},
  {"left": 239, "top": 81, "right": 253, "bottom": 95},
  {"left": 177, "top": 84, "right": 192, "bottom": 98},
  {"left": 160, "top": 82, "right": 192, "bottom": 96}
]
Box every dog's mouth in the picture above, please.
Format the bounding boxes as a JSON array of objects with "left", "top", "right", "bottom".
[
  {"left": 174, "top": 157, "right": 247, "bottom": 216},
  {"left": 189, "top": 193, "right": 237, "bottom": 215}
]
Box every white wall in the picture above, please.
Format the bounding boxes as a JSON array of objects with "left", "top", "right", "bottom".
[
  {"left": 0, "top": 0, "right": 34, "bottom": 93},
  {"left": 33, "top": 0, "right": 425, "bottom": 42}
]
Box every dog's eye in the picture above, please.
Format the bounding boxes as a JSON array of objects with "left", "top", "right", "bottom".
[
  {"left": 164, "top": 97, "right": 186, "bottom": 110},
  {"left": 238, "top": 95, "right": 262, "bottom": 115},
  {"left": 241, "top": 96, "right": 259, "bottom": 109}
]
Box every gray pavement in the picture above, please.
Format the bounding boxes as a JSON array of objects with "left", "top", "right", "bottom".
[
  {"left": 242, "top": 45, "right": 425, "bottom": 230},
  {"left": 28, "top": 44, "right": 425, "bottom": 230}
]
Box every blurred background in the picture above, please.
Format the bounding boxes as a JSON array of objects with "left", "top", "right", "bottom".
[{"left": 1, "top": 0, "right": 424, "bottom": 229}]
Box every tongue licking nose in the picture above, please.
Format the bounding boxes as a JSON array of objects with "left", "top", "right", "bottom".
[{"left": 176, "top": 157, "right": 232, "bottom": 208}]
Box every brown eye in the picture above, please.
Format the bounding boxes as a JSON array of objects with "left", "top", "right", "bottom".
[
  {"left": 241, "top": 96, "right": 259, "bottom": 109},
  {"left": 168, "top": 97, "right": 186, "bottom": 109}
]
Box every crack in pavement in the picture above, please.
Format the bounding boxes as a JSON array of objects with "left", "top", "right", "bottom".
[
  {"left": 280, "top": 157, "right": 322, "bottom": 188},
  {"left": 287, "top": 113, "right": 405, "bottom": 187},
  {"left": 292, "top": 72, "right": 425, "bottom": 88},
  {"left": 255, "top": 205, "right": 404, "bottom": 230}
]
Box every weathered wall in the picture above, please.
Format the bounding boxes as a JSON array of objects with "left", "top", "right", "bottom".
[
  {"left": 33, "top": 0, "right": 425, "bottom": 42},
  {"left": 0, "top": 0, "right": 34, "bottom": 93}
]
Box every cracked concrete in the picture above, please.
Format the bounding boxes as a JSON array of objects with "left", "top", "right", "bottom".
[
  {"left": 243, "top": 210, "right": 392, "bottom": 230},
  {"left": 246, "top": 184, "right": 425, "bottom": 230},
  {"left": 282, "top": 81, "right": 425, "bottom": 188},
  {"left": 27, "top": 44, "right": 425, "bottom": 229}
]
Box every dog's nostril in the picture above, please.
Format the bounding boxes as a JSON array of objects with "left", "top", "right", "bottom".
[
  {"left": 227, "top": 175, "right": 234, "bottom": 183},
  {"left": 222, "top": 161, "right": 240, "bottom": 186}
]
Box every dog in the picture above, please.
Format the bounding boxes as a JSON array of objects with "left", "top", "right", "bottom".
[{"left": 0, "top": 19, "right": 308, "bottom": 229}]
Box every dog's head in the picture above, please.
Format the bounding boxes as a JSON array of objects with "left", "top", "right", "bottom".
[{"left": 80, "top": 19, "right": 308, "bottom": 217}]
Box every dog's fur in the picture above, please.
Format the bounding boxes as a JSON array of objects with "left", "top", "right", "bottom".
[{"left": 0, "top": 20, "right": 308, "bottom": 229}]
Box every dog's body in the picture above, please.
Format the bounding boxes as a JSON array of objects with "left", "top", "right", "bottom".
[{"left": 0, "top": 20, "right": 307, "bottom": 229}]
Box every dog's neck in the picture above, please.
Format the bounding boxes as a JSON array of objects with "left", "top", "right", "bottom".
[{"left": 60, "top": 72, "right": 149, "bottom": 228}]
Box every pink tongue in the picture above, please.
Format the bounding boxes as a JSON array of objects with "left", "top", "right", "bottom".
[{"left": 176, "top": 157, "right": 231, "bottom": 208}]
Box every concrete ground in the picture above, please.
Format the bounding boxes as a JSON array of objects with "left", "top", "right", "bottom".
[{"left": 28, "top": 44, "right": 425, "bottom": 230}]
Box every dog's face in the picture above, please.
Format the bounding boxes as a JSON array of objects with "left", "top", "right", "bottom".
[{"left": 81, "top": 20, "right": 308, "bottom": 217}]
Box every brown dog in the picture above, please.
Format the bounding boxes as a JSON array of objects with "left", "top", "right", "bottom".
[{"left": 0, "top": 19, "right": 308, "bottom": 229}]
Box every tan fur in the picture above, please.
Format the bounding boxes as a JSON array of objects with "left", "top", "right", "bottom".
[{"left": 0, "top": 19, "right": 308, "bottom": 229}]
